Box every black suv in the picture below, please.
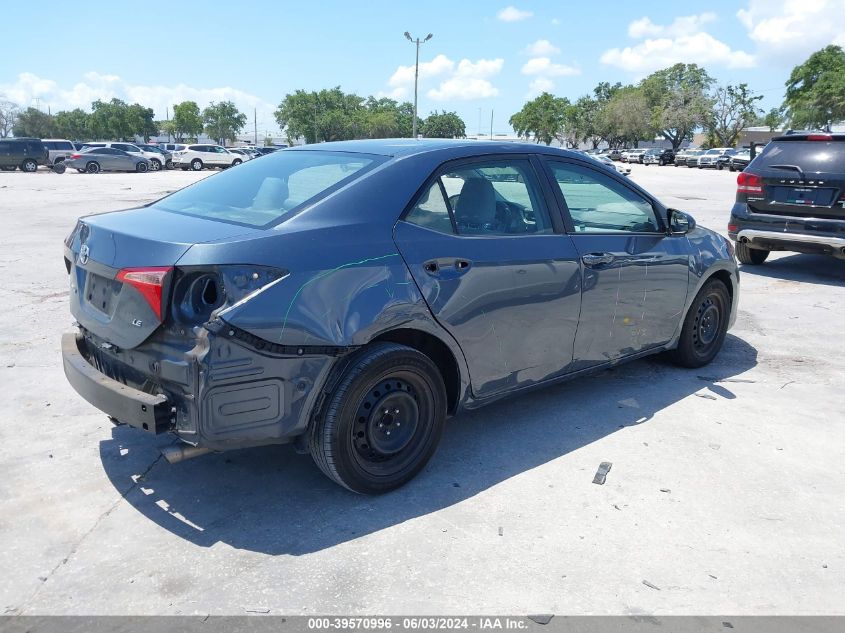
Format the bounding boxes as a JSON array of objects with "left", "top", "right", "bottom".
[
  {"left": 728, "top": 133, "right": 845, "bottom": 264},
  {"left": 0, "top": 138, "right": 49, "bottom": 172}
]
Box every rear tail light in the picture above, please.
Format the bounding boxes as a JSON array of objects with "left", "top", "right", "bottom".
[
  {"left": 727, "top": 223, "right": 738, "bottom": 232},
  {"left": 116, "top": 267, "right": 173, "bottom": 320},
  {"left": 737, "top": 172, "right": 763, "bottom": 194},
  {"left": 807, "top": 134, "right": 833, "bottom": 141},
  {"left": 70, "top": 153, "right": 81, "bottom": 159}
]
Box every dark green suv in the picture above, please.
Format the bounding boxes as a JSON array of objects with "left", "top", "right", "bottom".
[{"left": 0, "top": 138, "right": 50, "bottom": 172}]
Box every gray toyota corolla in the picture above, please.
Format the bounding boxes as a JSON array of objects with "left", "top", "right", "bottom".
[{"left": 62, "top": 139, "right": 739, "bottom": 493}]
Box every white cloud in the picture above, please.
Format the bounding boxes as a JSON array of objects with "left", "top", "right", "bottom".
[
  {"left": 601, "top": 13, "right": 755, "bottom": 73},
  {"left": 524, "top": 39, "right": 560, "bottom": 56},
  {"left": 628, "top": 13, "right": 717, "bottom": 38},
  {"left": 383, "top": 55, "right": 504, "bottom": 102},
  {"left": 737, "top": 0, "right": 845, "bottom": 59},
  {"left": 551, "top": 18, "right": 560, "bottom": 26},
  {"left": 386, "top": 54, "right": 455, "bottom": 98},
  {"left": 526, "top": 77, "right": 555, "bottom": 98},
  {"left": 497, "top": 6, "right": 533, "bottom": 22},
  {"left": 0, "top": 71, "right": 278, "bottom": 132},
  {"left": 521, "top": 57, "right": 580, "bottom": 77}
]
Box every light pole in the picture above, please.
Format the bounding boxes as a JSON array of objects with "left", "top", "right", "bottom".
[{"left": 404, "top": 31, "right": 432, "bottom": 139}]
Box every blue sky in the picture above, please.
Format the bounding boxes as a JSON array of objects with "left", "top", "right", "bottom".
[{"left": 2, "top": 0, "right": 843, "bottom": 136}]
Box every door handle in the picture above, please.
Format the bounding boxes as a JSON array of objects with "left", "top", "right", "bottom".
[
  {"left": 581, "top": 252, "right": 615, "bottom": 267},
  {"left": 455, "top": 259, "right": 471, "bottom": 271},
  {"left": 423, "top": 258, "right": 472, "bottom": 276}
]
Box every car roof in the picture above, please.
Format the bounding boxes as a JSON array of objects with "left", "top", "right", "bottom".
[{"left": 287, "top": 138, "right": 587, "bottom": 160}]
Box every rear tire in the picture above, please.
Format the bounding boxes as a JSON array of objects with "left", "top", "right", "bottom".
[
  {"left": 86, "top": 161, "right": 101, "bottom": 174},
  {"left": 21, "top": 159, "right": 38, "bottom": 172},
  {"left": 52, "top": 162, "right": 67, "bottom": 174},
  {"left": 308, "top": 343, "right": 447, "bottom": 494},
  {"left": 735, "top": 241, "right": 769, "bottom": 265},
  {"left": 232, "top": 158, "right": 242, "bottom": 166},
  {"left": 190, "top": 158, "right": 203, "bottom": 171},
  {"left": 669, "top": 279, "right": 731, "bottom": 368}
]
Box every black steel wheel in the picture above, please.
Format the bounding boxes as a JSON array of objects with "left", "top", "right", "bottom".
[
  {"left": 669, "top": 279, "right": 731, "bottom": 368},
  {"left": 309, "top": 343, "right": 447, "bottom": 494}
]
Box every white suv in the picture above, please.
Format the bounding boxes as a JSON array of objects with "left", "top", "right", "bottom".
[
  {"left": 172, "top": 144, "right": 243, "bottom": 171},
  {"left": 80, "top": 142, "right": 167, "bottom": 171},
  {"left": 42, "top": 139, "right": 76, "bottom": 166}
]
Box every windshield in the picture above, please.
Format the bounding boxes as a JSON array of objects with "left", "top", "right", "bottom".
[{"left": 150, "top": 150, "right": 385, "bottom": 228}]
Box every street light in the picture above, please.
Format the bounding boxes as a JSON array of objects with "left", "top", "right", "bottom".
[{"left": 404, "top": 31, "right": 433, "bottom": 139}]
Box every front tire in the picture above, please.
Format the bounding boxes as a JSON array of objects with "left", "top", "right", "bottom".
[
  {"left": 21, "top": 159, "right": 38, "bottom": 172},
  {"left": 232, "top": 158, "right": 242, "bottom": 166},
  {"left": 190, "top": 158, "right": 203, "bottom": 171},
  {"left": 136, "top": 161, "right": 148, "bottom": 173},
  {"left": 150, "top": 159, "right": 161, "bottom": 171},
  {"left": 309, "top": 343, "right": 447, "bottom": 494},
  {"left": 735, "top": 241, "right": 769, "bottom": 265},
  {"left": 669, "top": 279, "right": 731, "bottom": 368}
]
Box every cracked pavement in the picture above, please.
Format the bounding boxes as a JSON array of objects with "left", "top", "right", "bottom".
[{"left": 0, "top": 165, "right": 843, "bottom": 615}]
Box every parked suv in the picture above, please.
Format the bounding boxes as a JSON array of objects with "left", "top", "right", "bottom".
[
  {"left": 643, "top": 148, "right": 675, "bottom": 166},
  {"left": 728, "top": 133, "right": 845, "bottom": 264},
  {"left": 0, "top": 138, "right": 49, "bottom": 172},
  {"left": 42, "top": 139, "right": 77, "bottom": 166},
  {"left": 698, "top": 148, "right": 735, "bottom": 169},
  {"left": 172, "top": 144, "right": 244, "bottom": 170}
]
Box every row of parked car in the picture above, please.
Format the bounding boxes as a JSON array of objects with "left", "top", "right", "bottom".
[
  {"left": 0, "top": 137, "right": 285, "bottom": 174},
  {"left": 584, "top": 146, "right": 754, "bottom": 171}
]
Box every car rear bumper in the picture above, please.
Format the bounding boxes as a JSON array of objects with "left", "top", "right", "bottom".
[
  {"left": 729, "top": 204, "right": 845, "bottom": 257},
  {"left": 62, "top": 324, "right": 341, "bottom": 451},
  {"left": 62, "top": 333, "right": 173, "bottom": 433}
]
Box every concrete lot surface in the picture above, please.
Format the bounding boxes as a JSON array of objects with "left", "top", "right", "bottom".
[{"left": 0, "top": 164, "right": 843, "bottom": 615}]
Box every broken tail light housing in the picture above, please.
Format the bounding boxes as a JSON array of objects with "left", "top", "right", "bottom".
[
  {"left": 737, "top": 172, "right": 763, "bottom": 195},
  {"left": 117, "top": 267, "right": 173, "bottom": 320}
]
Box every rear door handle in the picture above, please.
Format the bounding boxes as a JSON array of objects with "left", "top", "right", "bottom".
[
  {"left": 581, "top": 252, "right": 615, "bottom": 267},
  {"left": 423, "top": 258, "right": 472, "bottom": 276}
]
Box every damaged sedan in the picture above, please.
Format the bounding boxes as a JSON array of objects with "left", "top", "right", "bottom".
[{"left": 62, "top": 140, "right": 738, "bottom": 494}]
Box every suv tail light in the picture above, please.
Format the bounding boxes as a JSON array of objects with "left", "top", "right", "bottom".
[
  {"left": 737, "top": 172, "right": 763, "bottom": 194},
  {"left": 807, "top": 134, "right": 833, "bottom": 141},
  {"left": 117, "top": 267, "right": 173, "bottom": 320},
  {"left": 70, "top": 153, "right": 81, "bottom": 159}
]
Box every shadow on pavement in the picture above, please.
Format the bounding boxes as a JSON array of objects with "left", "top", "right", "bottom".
[
  {"left": 99, "top": 334, "right": 757, "bottom": 555},
  {"left": 739, "top": 253, "right": 845, "bottom": 287}
]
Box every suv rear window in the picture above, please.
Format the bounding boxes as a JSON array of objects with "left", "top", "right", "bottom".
[
  {"left": 755, "top": 140, "right": 845, "bottom": 172},
  {"left": 150, "top": 150, "right": 385, "bottom": 228}
]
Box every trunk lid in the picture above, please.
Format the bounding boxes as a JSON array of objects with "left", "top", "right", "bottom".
[
  {"left": 744, "top": 137, "right": 845, "bottom": 220},
  {"left": 67, "top": 208, "right": 261, "bottom": 349}
]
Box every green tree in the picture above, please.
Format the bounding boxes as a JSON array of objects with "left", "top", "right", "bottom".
[
  {"left": 12, "top": 107, "right": 54, "bottom": 138},
  {"left": 707, "top": 83, "right": 763, "bottom": 146},
  {"left": 0, "top": 99, "right": 20, "bottom": 138},
  {"left": 89, "top": 98, "right": 134, "bottom": 140},
  {"left": 594, "top": 86, "right": 652, "bottom": 148},
  {"left": 263, "top": 136, "right": 274, "bottom": 147},
  {"left": 509, "top": 92, "right": 568, "bottom": 145},
  {"left": 53, "top": 109, "right": 91, "bottom": 140},
  {"left": 641, "top": 63, "right": 714, "bottom": 150},
  {"left": 172, "top": 101, "right": 203, "bottom": 141},
  {"left": 420, "top": 110, "right": 466, "bottom": 138},
  {"left": 203, "top": 101, "right": 247, "bottom": 145},
  {"left": 127, "top": 103, "right": 157, "bottom": 141},
  {"left": 275, "top": 88, "right": 364, "bottom": 144},
  {"left": 762, "top": 107, "right": 786, "bottom": 132},
  {"left": 784, "top": 45, "right": 845, "bottom": 128}
]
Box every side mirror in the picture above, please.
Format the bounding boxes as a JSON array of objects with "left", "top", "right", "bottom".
[{"left": 667, "top": 208, "right": 696, "bottom": 235}]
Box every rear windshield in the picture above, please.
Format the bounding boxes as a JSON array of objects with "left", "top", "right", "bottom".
[
  {"left": 755, "top": 141, "right": 845, "bottom": 172},
  {"left": 150, "top": 150, "right": 384, "bottom": 228}
]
